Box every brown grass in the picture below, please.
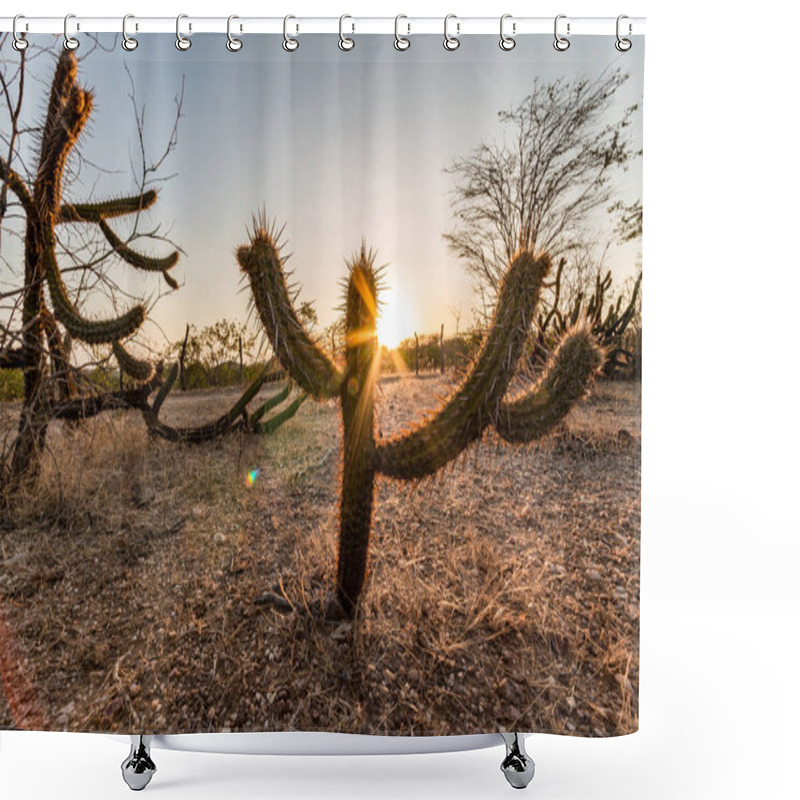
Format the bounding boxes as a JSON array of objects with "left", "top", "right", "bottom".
[{"left": 0, "top": 377, "right": 639, "bottom": 737}]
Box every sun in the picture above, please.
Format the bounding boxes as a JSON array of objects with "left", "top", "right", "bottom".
[{"left": 376, "top": 287, "right": 402, "bottom": 350}]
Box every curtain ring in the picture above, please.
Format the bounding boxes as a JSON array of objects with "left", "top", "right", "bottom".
[
  {"left": 553, "top": 14, "right": 570, "bottom": 51},
  {"left": 12, "top": 15, "right": 28, "bottom": 51},
  {"left": 175, "top": 14, "right": 191, "bottom": 50},
  {"left": 63, "top": 14, "right": 79, "bottom": 51},
  {"left": 122, "top": 14, "right": 138, "bottom": 51},
  {"left": 283, "top": 15, "right": 299, "bottom": 51},
  {"left": 499, "top": 14, "right": 515, "bottom": 50},
  {"left": 394, "top": 15, "right": 410, "bottom": 51},
  {"left": 443, "top": 14, "right": 460, "bottom": 51},
  {"left": 615, "top": 15, "right": 632, "bottom": 51},
  {"left": 227, "top": 15, "right": 243, "bottom": 51},
  {"left": 339, "top": 14, "right": 355, "bottom": 51}
]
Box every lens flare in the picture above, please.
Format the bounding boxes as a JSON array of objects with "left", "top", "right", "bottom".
[{"left": 246, "top": 468, "right": 260, "bottom": 487}]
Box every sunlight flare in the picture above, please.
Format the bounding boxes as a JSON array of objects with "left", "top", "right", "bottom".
[{"left": 377, "top": 286, "right": 402, "bottom": 349}]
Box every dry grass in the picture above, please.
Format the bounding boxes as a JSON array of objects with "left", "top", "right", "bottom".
[{"left": 0, "top": 376, "right": 639, "bottom": 737}]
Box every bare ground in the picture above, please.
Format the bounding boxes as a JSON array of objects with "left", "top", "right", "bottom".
[{"left": 0, "top": 376, "right": 640, "bottom": 736}]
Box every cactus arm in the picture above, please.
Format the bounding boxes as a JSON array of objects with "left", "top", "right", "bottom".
[
  {"left": 335, "top": 253, "right": 380, "bottom": 616},
  {"left": 0, "top": 158, "right": 34, "bottom": 216},
  {"left": 112, "top": 340, "right": 156, "bottom": 383},
  {"left": 31, "top": 56, "right": 147, "bottom": 347},
  {"left": 607, "top": 272, "right": 641, "bottom": 339},
  {"left": 249, "top": 382, "right": 291, "bottom": 424},
  {"left": 236, "top": 221, "right": 343, "bottom": 399},
  {"left": 43, "top": 233, "right": 146, "bottom": 345},
  {"left": 256, "top": 393, "right": 306, "bottom": 435},
  {"left": 57, "top": 189, "right": 158, "bottom": 223},
  {"left": 494, "top": 324, "right": 604, "bottom": 444},
  {"left": 50, "top": 373, "right": 160, "bottom": 420},
  {"left": 96, "top": 218, "right": 179, "bottom": 273},
  {"left": 152, "top": 363, "right": 178, "bottom": 416},
  {"left": 38, "top": 86, "right": 92, "bottom": 213},
  {"left": 375, "top": 251, "right": 551, "bottom": 480},
  {"left": 145, "top": 368, "right": 297, "bottom": 443},
  {"left": 40, "top": 50, "right": 79, "bottom": 158}
]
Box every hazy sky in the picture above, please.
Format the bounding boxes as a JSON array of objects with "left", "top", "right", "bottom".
[{"left": 3, "top": 32, "right": 644, "bottom": 349}]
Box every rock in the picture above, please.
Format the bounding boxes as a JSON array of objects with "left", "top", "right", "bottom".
[
  {"left": 616, "top": 428, "right": 633, "bottom": 445},
  {"left": 132, "top": 483, "right": 155, "bottom": 508}
]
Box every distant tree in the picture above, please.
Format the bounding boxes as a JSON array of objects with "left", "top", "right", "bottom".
[
  {"left": 444, "top": 70, "right": 640, "bottom": 315},
  {"left": 170, "top": 319, "right": 256, "bottom": 386},
  {"left": 609, "top": 198, "right": 643, "bottom": 243}
]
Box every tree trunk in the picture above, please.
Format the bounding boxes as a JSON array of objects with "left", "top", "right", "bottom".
[
  {"left": 440, "top": 323, "right": 445, "bottom": 374},
  {"left": 414, "top": 332, "right": 419, "bottom": 376}
]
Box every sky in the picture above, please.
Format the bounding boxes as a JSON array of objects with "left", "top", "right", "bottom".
[{"left": 2, "top": 32, "right": 644, "bottom": 351}]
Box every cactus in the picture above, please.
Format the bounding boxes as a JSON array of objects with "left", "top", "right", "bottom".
[
  {"left": 238, "top": 216, "right": 604, "bottom": 618},
  {"left": 142, "top": 364, "right": 306, "bottom": 443},
  {"left": 3, "top": 49, "right": 181, "bottom": 486},
  {"left": 534, "top": 264, "right": 641, "bottom": 377}
]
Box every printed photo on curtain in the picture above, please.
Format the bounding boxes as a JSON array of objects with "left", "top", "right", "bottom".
[{"left": 0, "top": 28, "right": 643, "bottom": 744}]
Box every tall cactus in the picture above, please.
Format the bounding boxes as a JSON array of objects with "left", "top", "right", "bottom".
[
  {"left": 238, "top": 216, "right": 604, "bottom": 618},
  {"left": 3, "top": 49, "right": 180, "bottom": 486}
]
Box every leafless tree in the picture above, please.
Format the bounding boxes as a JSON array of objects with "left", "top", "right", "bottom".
[{"left": 443, "top": 70, "right": 640, "bottom": 316}]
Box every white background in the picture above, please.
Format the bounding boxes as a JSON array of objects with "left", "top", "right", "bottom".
[{"left": 2, "top": 1, "right": 798, "bottom": 798}]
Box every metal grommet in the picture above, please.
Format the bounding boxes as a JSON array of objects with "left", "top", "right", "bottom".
[
  {"left": 63, "top": 14, "right": 79, "bottom": 51},
  {"left": 175, "top": 14, "right": 191, "bottom": 50},
  {"left": 227, "top": 15, "right": 242, "bottom": 51},
  {"left": 122, "top": 14, "right": 138, "bottom": 51},
  {"left": 283, "top": 15, "right": 299, "bottom": 51},
  {"left": 499, "top": 14, "right": 515, "bottom": 51},
  {"left": 339, "top": 14, "right": 354, "bottom": 51},
  {"left": 615, "top": 15, "right": 632, "bottom": 51},
  {"left": 443, "top": 14, "right": 460, "bottom": 51},
  {"left": 553, "top": 14, "right": 570, "bottom": 51},
  {"left": 394, "top": 14, "right": 410, "bottom": 51},
  {"left": 12, "top": 15, "right": 28, "bottom": 51}
]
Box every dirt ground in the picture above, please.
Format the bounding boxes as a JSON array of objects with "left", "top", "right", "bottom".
[{"left": 0, "top": 374, "right": 640, "bottom": 736}]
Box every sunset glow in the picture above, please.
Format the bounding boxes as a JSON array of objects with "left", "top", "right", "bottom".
[{"left": 377, "top": 287, "right": 402, "bottom": 350}]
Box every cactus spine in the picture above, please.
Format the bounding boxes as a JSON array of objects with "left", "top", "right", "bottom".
[{"left": 238, "top": 219, "right": 604, "bottom": 619}]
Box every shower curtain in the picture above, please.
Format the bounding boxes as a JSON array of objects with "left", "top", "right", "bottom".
[{"left": 0, "top": 28, "right": 643, "bottom": 740}]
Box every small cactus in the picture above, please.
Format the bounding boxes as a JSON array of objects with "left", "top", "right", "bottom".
[
  {"left": 142, "top": 362, "right": 306, "bottom": 443},
  {"left": 238, "top": 215, "right": 604, "bottom": 618}
]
